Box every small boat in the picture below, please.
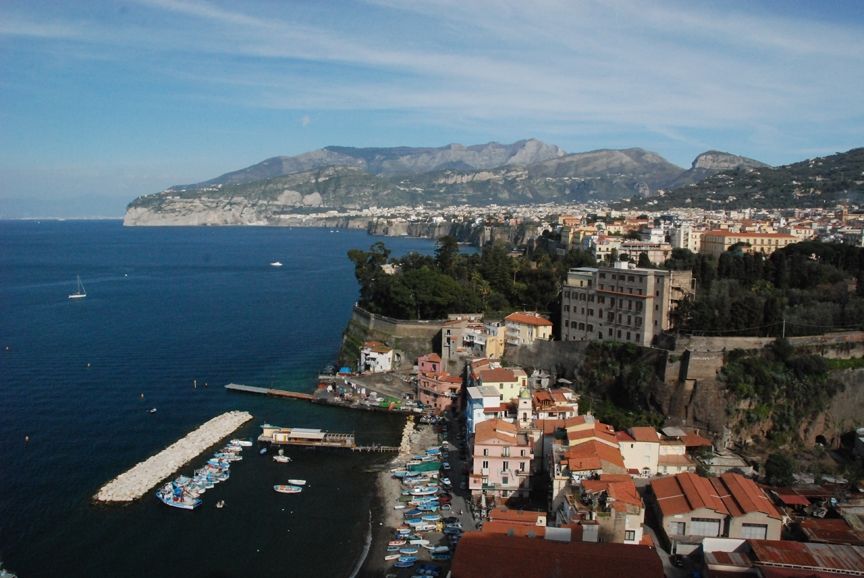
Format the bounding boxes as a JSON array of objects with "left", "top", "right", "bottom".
[
  {"left": 230, "top": 439, "right": 253, "bottom": 447},
  {"left": 270, "top": 261, "right": 283, "bottom": 267},
  {"left": 432, "top": 546, "right": 450, "bottom": 554},
  {"left": 409, "top": 539, "right": 429, "bottom": 546},
  {"left": 273, "top": 455, "right": 291, "bottom": 463},
  {"left": 148, "top": 408, "right": 157, "bottom": 414},
  {"left": 393, "top": 504, "right": 406, "bottom": 510},
  {"left": 259, "top": 447, "right": 268, "bottom": 455},
  {"left": 216, "top": 500, "right": 225, "bottom": 509},
  {"left": 68, "top": 275, "right": 87, "bottom": 300},
  {"left": 273, "top": 484, "right": 303, "bottom": 494},
  {"left": 397, "top": 555, "right": 417, "bottom": 563},
  {"left": 156, "top": 483, "right": 202, "bottom": 510},
  {"left": 421, "top": 514, "right": 441, "bottom": 522},
  {"left": 399, "top": 547, "right": 419, "bottom": 555},
  {"left": 384, "top": 554, "right": 400, "bottom": 561},
  {"left": 287, "top": 479, "right": 306, "bottom": 486},
  {"left": 388, "top": 540, "right": 406, "bottom": 546}
]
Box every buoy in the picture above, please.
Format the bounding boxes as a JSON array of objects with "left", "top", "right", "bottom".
[
  {"left": 140, "top": 393, "right": 144, "bottom": 400},
  {"left": 87, "top": 363, "right": 91, "bottom": 367},
  {"left": 24, "top": 435, "right": 30, "bottom": 444}
]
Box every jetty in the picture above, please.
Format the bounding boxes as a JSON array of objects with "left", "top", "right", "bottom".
[
  {"left": 94, "top": 410, "right": 253, "bottom": 503},
  {"left": 224, "top": 383, "right": 314, "bottom": 400}
]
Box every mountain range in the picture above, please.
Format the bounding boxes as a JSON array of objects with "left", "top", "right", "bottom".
[{"left": 123, "top": 140, "right": 859, "bottom": 226}]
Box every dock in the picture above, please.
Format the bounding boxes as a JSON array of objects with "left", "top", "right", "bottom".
[
  {"left": 94, "top": 410, "right": 253, "bottom": 503},
  {"left": 224, "top": 383, "right": 314, "bottom": 400},
  {"left": 258, "top": 424, "right": 399, "bottom": 452}
]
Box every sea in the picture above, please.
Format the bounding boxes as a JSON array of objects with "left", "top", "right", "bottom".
[{"left": 0, "top": 220, "right": 437, "bottom": 578}]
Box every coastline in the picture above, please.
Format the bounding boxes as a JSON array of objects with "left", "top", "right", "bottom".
[{"left": 357, "top": 418, "right": 444, "bottom": 577}]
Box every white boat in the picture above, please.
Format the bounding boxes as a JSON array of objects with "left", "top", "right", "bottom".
[
  {"left": 287, "top": 479, "right": 306, "bottom": 486},
  {"left": 270, "top": 261, "right": 283, "bottom": 267},
  {"left": 148, "top": 408, "right": 157, "bottom": 414},
  {"left": 273, "top": 455, "right": 291, "bottom": 463},
  {"left": 274, "top": 484, "right": 303, "bottom": 494},
  {"left": 230, "top": 439, "right": 253, "bottom": 447},
  {"left": 68, "top": 275, "right": 87, "bottom": 300}
]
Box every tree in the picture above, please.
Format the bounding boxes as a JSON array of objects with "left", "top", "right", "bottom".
[
  {"left": 763, "top": 452, "right": 796, "bottom": 486},
  {"left": 434, "top": 235, "right": 459, "bottom": 276},
  {"left": 637, "top": 253, "right": 652, "bottom": 268}
]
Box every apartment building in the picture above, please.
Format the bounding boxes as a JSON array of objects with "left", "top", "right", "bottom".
[
  {"left": 469, "top": 418, "right": 534, "bottom": 501},
  {"left": 560, "top": 263, "right": 694, "bottom": 346},
  {"left": 670, "top": 223, "right": 702, "bottom": 254},
  {"left": 699, "top": 230, "right": 797, "bottom": 259},
  {"left": 504, "top": 312, "right": 553, "bottom": 346}
]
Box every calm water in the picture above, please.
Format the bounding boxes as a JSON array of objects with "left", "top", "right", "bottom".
[{"left": 0, "top": 221, "right": 434, "bottom": 578}]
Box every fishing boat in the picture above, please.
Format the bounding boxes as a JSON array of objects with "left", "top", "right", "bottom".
[
  {"left": 230, "top": 439, "right": 253, "bottom": 447},
  {"left": 68, "top": 275, "right": 87, "bottom": 300},
  {"left": 259, "top": 447, "right": 268, "bottom": 455},
  {"left": 270, "top": 261, "right": 283, "bottom": 267},
  {"left": 148, "top": 408, "right": 157, "bottom": 414},
  {"left": 421, "top": 514, "right": 441, "bottom": 522},
  {"left": 388, "top": 540, "right": 406, "bottom": 546},
  {"left": 156, "top": 483, "right": 202, "bottom": 510},
  {"left": 397, "top": 555, "right": 417, "bottom": 563},
  {"left": 273, "top": 484, "right": 303, "bottom": 494},
  {"left": 393, "top": 504, "right": 406, "bottom": 510},
  {"left": 384, "top": 554, "right": 400, "bottom": 561},
  {"left": 399, "top": 547, "right": 419, "bottom": 555},
  {"left": 287, "top": 479, "right": 306, "bottom": 486},
  {"left": 409, "top": 539, "right": 429, "bottom": 546},
  {"left": 216, "top": 500, "right": 225, "bottom": 509},
  {"left": 273, "top": 455, "right": 291, "bottom": 463}
]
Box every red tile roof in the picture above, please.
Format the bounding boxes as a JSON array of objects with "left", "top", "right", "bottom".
[
  {"left": 481, "top": 521, "right": 546, "bottom": 538},
  {"left": 419, "top": 352, "right": 441, "bottom": 362},
  {"left": 702, "top": 230, "right": 796, "bottom": 239},
  {"left": 504, "top": 312, "right": 553, "bottom": 326},
  {"left": 564, "top": 440, "right": 625, "bottom": 471},
  {"left": 489, "top": 506, "right": 545, "bottom": 525},
  {"left": 479, "top": 367, "right": 519, "bottom": 383},
  {"left": 475, "top": 418, "right": 519, "bottom": 444},
  {"left": 651, "top": 472, "right": 781, "bottom": 520},
  {"left": 450, "top": 533, "right": 664, "bottom": 578},
  {"left": 798, "top": 518, "right": 864, "bottom": 546},
  {"left": 629, "top": 426, "right": 660, "bottom": 443}
]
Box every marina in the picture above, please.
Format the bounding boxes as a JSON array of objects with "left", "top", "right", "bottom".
[{"left": 94, "top": 410, "right": 253, "bottom": 503}]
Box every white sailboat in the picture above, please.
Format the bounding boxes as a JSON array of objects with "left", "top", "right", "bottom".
[{"left": 68, "top": 275, "right": 87, "bottom": 300}]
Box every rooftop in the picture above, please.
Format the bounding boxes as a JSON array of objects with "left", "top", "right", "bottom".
[
  {"left": 450, "top": 533, "right": 664, "bottom": 578},
  {"left": 504, "top": 312, "right": 553, "bottom": 327}
]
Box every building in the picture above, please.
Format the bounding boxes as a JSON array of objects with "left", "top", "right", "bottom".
[
  {"left": 619, "top": 240, "right": 673, "bottom": 265},
  {"left": 450, "top": 533, "right": 665, "bottom": 578},
  {"left": 560, "top": 262, "right": 694, "bottom": 346},
  {"left": 358, "top": 341, "right": 393, "bottom": 373},
  {"left": 469, "top": 418, "right": 534, "bottom": 502},
  {"left": 699, "top": 230, "right": 797, "bottom": 259},
  {"left": 617, "top": 426, "right": 661, "bottom": 477},
  {"left": 416, "top": 370, "right": 463, "bottom": 414},
  {"left": 504, "top": 312, "right": 553, "bottom": 346},
  {"left": 532, "top": 389, "right": 579, "bottom": 421},
  {"left": 556, "top": 474, "right": 646, "bottom": 545},
  {"left": 671, "top": 223, "right": 703, "bottom": 253},
  {"left": 466, "top": 385, "right": 511, "bottom": 434},
  {"left": 650, "top": 472, "right": 783, "bottom": 555},
  {"left": 467, "top": 358, "right": 528, "bottom": 405},
  {"left": 702, "top": 538, "right": 864, "bottom": 577}
]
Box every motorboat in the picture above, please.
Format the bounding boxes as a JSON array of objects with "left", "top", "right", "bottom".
[
  {"left": 287, "top": 479, "right": 306, "bottom": 486},
  {"left": 273, "top": 455, "right": 291, "bottom": 463},
  {"left": 273, "top": 484, "right": 303, "bottom": 494},
  {"left": 270, "top": 261, "right": 283, "bottom": 267}
]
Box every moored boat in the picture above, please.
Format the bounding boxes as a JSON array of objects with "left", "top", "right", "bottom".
[
  {"left": 273, "top": 484, "right": 303, "bottom": 494},
  {"left": 156, "top": 483, "right": 202, "bottom": 510},
  {"left": 287, "top": 479, "right": 306, "bottom": 486},
  {"left": 384, "top": 554, "right": 400, "bottom": 561},
  {"left": 230, "top": 438, "right": 253, "bottom": 447},
  {"left": 273, "top": 455, "right": 291, "bottom": 463}
]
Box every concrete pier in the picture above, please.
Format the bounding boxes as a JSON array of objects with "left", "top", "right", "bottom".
[{"left": 94, "top": 410, "right": 253, "bottom": 503}]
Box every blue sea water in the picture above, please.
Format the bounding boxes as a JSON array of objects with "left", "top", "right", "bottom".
[{"left": 0, "top": 221, "right": 435, "bottom": 578}]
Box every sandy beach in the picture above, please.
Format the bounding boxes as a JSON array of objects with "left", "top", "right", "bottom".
[{"left": 357, "top": 419, "right": 445, "bottom": 577}]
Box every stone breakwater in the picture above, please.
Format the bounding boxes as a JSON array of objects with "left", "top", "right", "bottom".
[{"left": 94, "top": 410, "right": 253, "bottom": 502}]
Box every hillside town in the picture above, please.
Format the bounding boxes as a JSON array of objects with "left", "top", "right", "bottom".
[{"left": 348, "top": 203, "right": 864, "bottom": 577}]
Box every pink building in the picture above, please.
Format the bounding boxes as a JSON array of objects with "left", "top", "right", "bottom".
[
  {"left": 417, "top": 353, "right": 462, "bottom": 414},
  {"left": 469, "top": 418, "right": 533, "bottom": 503},
  {"left": 417, "top": 353, "right": 442, "bottom": 374}
]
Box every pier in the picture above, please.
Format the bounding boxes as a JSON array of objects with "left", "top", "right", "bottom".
[
  {"left": 94, "top": 410, "right": 253, "bottom": 503},
  {"left": 224, "top": 383, "right": 314, "bottom": 400}
]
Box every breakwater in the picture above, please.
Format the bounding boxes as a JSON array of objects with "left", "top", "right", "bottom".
[{"left": 94, "top": 410, "right": 253, "bottom": 503}]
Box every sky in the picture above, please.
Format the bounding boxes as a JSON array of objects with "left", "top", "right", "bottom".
[{"left": 1, "top": 0, "right": 863, "bottom": 216}]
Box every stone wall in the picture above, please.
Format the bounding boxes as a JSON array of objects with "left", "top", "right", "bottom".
[{"left": 339, "top": 306, "right": 445, "bottom": 370}]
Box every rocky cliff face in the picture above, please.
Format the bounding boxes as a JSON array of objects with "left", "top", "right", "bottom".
[{"left": 669, "top": 151, "right": 771, "bottom": 188}]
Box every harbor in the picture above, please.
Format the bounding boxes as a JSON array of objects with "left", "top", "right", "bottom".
[{"left": 94, "top": 410, "right": 253, "bottom": 503}]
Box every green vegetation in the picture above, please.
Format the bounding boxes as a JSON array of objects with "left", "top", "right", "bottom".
[
  {"left": 721, "top": 339, "right": 843, "bottom": 443},
  {"left": 631, "top": 147, "right": 864, "bottom": 210},
  {"left": 348, "top": 236, "right": 596, "bottom": 319},
  {"left": 667, "top": 242, "right": 864, "bottom": 336},
  {"left": 763, "top": 452, "right": 796, "bottom": 486},
  {"left": 573, "top": 342, "right": 666, "bottom": 430}
]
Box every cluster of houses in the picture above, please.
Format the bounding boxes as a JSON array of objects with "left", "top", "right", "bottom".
[{"left": 404, "top": 345, "right": 864, "bottom": 577}]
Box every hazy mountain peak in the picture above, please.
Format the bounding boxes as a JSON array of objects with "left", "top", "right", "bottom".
[{"left": 691, "top": 150, "right": 770, "bottom": 171}]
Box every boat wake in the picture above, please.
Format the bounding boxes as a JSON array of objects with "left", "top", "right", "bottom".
[{"left": 347, "top": 509, "right": 373, "bottom": 578}]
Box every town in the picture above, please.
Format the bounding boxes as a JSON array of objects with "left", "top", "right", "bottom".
[{"left": 343, "top": 203, "right": 864, "bottom": 577}]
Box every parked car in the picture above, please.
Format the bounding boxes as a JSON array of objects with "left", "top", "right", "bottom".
[
  {"left": 445, "top": 522, "right": 463, "bottom": 530},
  {"left": 442, "top": 462, "right": 451, "bottom": 470}
]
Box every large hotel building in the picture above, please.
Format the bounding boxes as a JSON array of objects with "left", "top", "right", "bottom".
[{"left": 561, "top": 263, "right": 694, "bottom": 347}]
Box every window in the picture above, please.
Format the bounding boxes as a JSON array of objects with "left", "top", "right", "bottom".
[
  {"left": 564, "top": 305, "right": 569, "bottom": 312},
  {"left": 578, "top": 323, "right": 585, "bottom": 330},
  {"left": 502, "top": 461, "right": 509, "bottom": 470},
  {"left": 741, "top": 524, "right": 768, "bottom": 539},
  {"left": 625, "top": 530, "right": 636, "bottom": 541},
  {"left": 587, "top": 324, "right": 593, "bottom": 332},
  {"left": 520, "top": 449, "right": 526, "bottom": 457},
  {"left": 502, "top": 476, "right": 509, "bottom": 486},
  {"left": 626, "top": 331, "right": 631, "bottom": 341},
  {"left": 670, "top": 521, "right": 686, "bottom": 535},
  {"left": 519, "top": 462, "right": 526, "bottom": 471},
  {"left": 628, "top": 275, "right": 635, "bottom": 282},
  {"left": 483, "top": 449, "right": 488, "bottom": 456},
  {"left": 482, "top": 460, "right": 489, "bottom": 469}
]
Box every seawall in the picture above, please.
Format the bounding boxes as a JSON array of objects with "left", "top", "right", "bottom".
[{"left": 94, "top": 410, "right": 253, "bottom": 503}]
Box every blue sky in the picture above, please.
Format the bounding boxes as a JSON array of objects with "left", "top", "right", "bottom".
[{"left": 1, "top": 0, "right": 862, "bottom": 216}]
